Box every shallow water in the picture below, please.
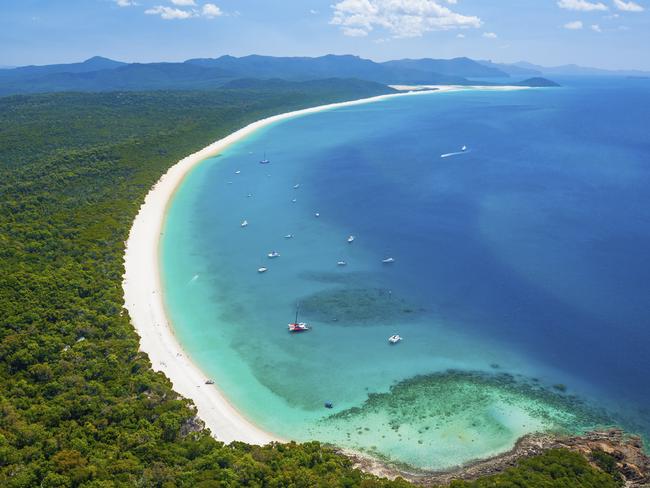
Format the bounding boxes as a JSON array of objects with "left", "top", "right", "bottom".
[{"left": 162, "top": 79, "right": 650, "bottom": 470}]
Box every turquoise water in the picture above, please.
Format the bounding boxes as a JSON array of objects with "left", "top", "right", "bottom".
[{"left": 162, "top": 79, "right": 650, "bottom": 470}]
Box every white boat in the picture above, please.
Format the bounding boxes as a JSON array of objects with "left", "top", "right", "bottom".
[
  {"left": 267, "top": 251, "right": 280, "bottom": 259},
  {"left": 315, "top": 212, "right": 320, "bottom": 218},
  {"left": 293, "top": 184, "right": 300, "bottom": 189},
  {"left": 347, "top": 235, "right": 355, "bottom": 244},
  {"left": 337, "top": 261, "right": 347, "bottom": 266},
  {"left": 241, "top": 220, "right": 248, "bottom": 227},
  {"left": 382, "top": 257, "right": 395, "bottom": 264},
  {"left": 461, "top": 145, "right": 467, "bottom": 151},
  {"left": 284, "top": 234, "right": 294, "bottom": 239},
  {"left": 388, "top": 335, "right": 402, "bottom": 344},
  {"left": 258, "top": 267, "right": 268, "bottom": 273},
  {"left": 235, "top": 170, "right": 241, "bottom": 174},
  {"left": 260, "top": 151, "right": 270, "bottom": 164},
  {"left": 292, "top": 198, "right": 297, "bottom": 203}
]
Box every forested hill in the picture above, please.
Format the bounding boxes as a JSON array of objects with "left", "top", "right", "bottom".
[
  {"left": 0, "top": 54, "right": 560, "bottom": 96},
  {"left": 0, "top": 82, "right": 621, "bottom": 487}
]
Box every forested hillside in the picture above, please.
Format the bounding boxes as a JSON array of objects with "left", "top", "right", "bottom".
[{"left": 0, "top": 84, "right": 621, "bottom": 487}]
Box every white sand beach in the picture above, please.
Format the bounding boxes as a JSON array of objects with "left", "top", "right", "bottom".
[{"left": 122, "top": 86, "right": 526, "bottom": 445}]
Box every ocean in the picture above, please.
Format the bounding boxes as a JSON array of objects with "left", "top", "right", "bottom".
[{"left": 161, "top": 78, "right": 650, "bottom": 470}]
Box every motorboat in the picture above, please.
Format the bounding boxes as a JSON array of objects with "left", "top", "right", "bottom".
[
  {"left": 315, "top": 212, "right": 320, "bottom": 218},
  {"left": 382, "top": 257, "right": 395, "bottom": 264},
  {"left": 267, "top": 251, "right": 280, "bottom": 258},
  {"left": 388, "top": 335, "right": 402, "bottom": 344},
  {"left": 241, "top": 220, "right": 248, "bottom": 227},
  {"left": 347, "top": 235, "right": 355, "bottom": 244},
  {"left": 461, "top": 145, "right": 467, "bottom": 151},
  {"left": 235, "top": 170, "right": 241, "bottom": 174},
  {"left": 337, "top": 261, "right": 347, "bottom": 266},
  {"left": 293, "top": 184, "right": 300, "bottom": 189},
  {"left": 284, "top": 234, "right": 294, "bottom": 239},
  {"left": 258, "top": 267, "right": 268, "bottom": 273},
  {"left": 292, "top": 198, "right": 297, "bottom": 203}
]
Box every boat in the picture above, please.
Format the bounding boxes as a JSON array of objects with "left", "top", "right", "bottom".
[
  {"left": 288, "top": 305, "right": 311, "bottom": 333},
  {"left": 205, "top": 379, "right": 215, "bottom": 385},
  {"left": 293, "top": 184, "right": 300, "bottom": 189},
  {"left": 382, "top": 257, "right": 395, "bottom": 264},
  {"left": 284, "top": 234, "right": 294, "bottom": 239},
  {"left": 388, "top": 335, "right": 402, "bottom": 344},
  {"left": 258, "top": 267, "right": 268, "bottom": 273},
  {"left": 315, "top": 212, "right": 320, "bottom": 218},
  {"left": 260, "top": 151, "right": 270, "bottom": 164},
  {"left": 324, "top": 401, "right": 334, "bottom": 409},
  {"left": 247, "top": 193, "right": 253, "bottom": 198},
  {"left": 461, "top": 145, "right": 467, "bottom": 151},
  {"left": 235, "top": 170, "right": 241, "bottom": 174},
  {"left": 337, "top": 261, "right": 347, "bottom": 266},
  {"left": 292, "top": 198, "right": 297, "bottom": 203},
  {"left": 241, "top": 220, "right": 248, "bottom": 227},
  {"left": 347, "top": 235, "right": 355, "bottom": 244},
  {"left": 267, "top": 251, "right": 280, "bottom": 258}
]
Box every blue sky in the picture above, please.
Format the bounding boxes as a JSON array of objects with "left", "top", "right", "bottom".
[{"left": 1, "top": 0, "right": 648, "bottom": 69}]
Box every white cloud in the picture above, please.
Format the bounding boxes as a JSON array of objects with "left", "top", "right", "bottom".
[
  {"left": 115, "top": 0, "right": 136, "bottom": 6},
  {"left": 202, "top": 3, "right": 223, "bottom": 18},
  {"left": 557, "top": 0, "right": 608, "bottom": 11},
  {"left": 145, "top": 6, "right": 195, "bottom": 19},
  {"left": 171, "top": 0, "right": 196, "bottom": 5},
  {"left": 591, "top": 23, "right": 602, "bottom": 30},
  {"left": 564, "top": 20, "right": 584, "bottom": 28},
  {"left": 482, "top": 31, "right": 497, "bottom": 38},
  {"left": 613, "top": 0, "right": 644, "bottom": 11},
  {"left": 343, "top": 27, "right": 369, "bottom": 36},
  {"left": 330, "top": 0, "right": 482, "bottom": 38}
]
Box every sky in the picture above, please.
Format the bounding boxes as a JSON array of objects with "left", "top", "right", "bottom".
[{"left": 1, "top": 0, "right": 648, "bottom": 70}]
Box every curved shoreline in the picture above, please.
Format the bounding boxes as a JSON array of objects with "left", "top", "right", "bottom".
[{"left": 122, "top": 85, "right": 528, "bottom": 446}]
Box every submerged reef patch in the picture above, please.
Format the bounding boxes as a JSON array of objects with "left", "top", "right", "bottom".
[
  {"left": 299, "top": 287, "right": 426, "bottom": 324},
  {"left": 308, "top": 369, "right": 613, "bottom": 471}
]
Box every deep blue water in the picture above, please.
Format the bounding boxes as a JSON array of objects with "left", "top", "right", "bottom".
[{"left": 162, "top": 78, "right": 650, "bottom": 469}]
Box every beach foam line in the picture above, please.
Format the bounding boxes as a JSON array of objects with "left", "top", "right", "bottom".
[{"left": 122, "top": 85, "right": 528, "bottom": 445}]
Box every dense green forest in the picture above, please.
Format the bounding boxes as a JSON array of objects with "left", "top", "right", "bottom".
[{"left": 0, "top": 84, "right": 621, "bottom": 487}]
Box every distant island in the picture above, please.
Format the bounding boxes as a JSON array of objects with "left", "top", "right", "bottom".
[{"left": 0, "top": 54, "right": 561, "bottom": 96}]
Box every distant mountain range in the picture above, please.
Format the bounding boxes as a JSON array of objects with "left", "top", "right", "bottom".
[{"left": 0, "top": 54, "right": 575, "bottom": 96}]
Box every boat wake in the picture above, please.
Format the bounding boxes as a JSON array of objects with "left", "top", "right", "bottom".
[{"left": 440, "top": 150, "right": 470, "bottom": 159}]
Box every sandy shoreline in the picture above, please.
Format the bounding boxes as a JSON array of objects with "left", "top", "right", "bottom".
[{"left": 122, "top": 85, "right": 527, "bottom": 446}]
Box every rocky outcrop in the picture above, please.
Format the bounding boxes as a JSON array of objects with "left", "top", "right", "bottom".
[{"left": 345, "top": 429, "right": 650, "bottom": 487}]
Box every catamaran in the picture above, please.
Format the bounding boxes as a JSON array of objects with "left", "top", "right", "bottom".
[{"left": 288, "top": 305, "right": 310, "bottom": 332}]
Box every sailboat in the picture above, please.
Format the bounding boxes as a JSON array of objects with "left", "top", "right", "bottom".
[
  {"left": 288, "top": 305, "right": 311, "bottom": 332},
  {"left": 260, "top": 151, "right": 270, "bottom": 164}
]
